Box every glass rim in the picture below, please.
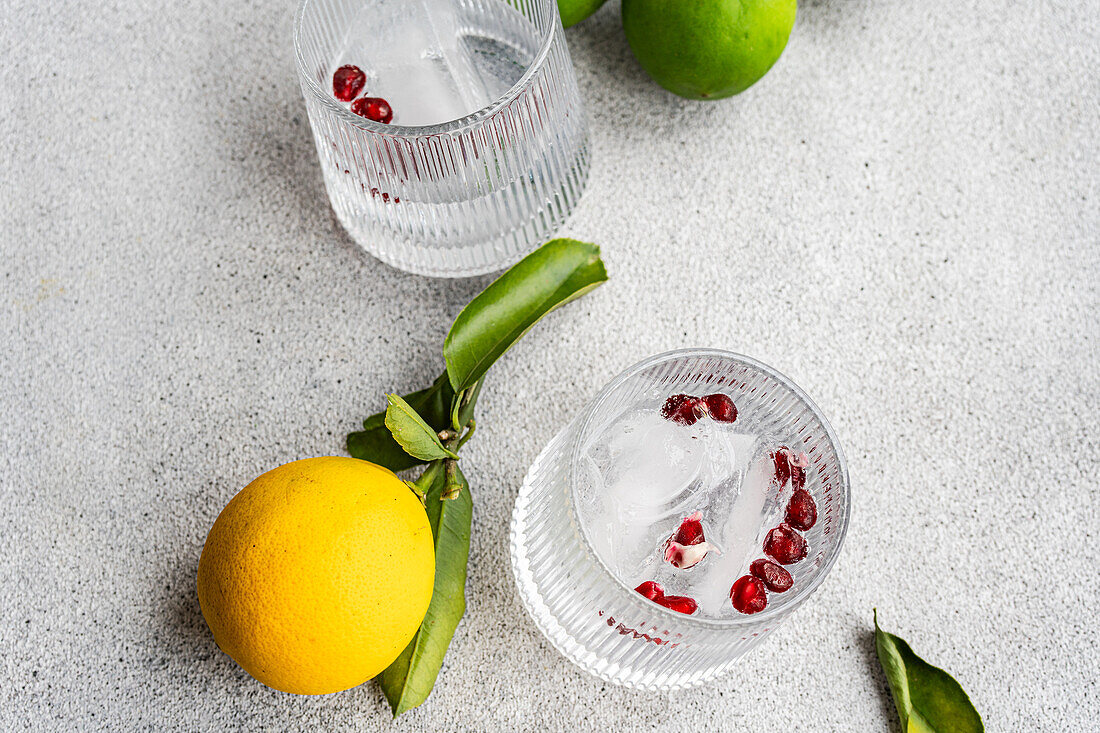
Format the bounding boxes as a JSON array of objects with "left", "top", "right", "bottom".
[
  {"left": 293, "top": 0, "right": 559, "bottom": 137},
  {"left": 567, "top": 347, "right": 852, "bottom": 630}
]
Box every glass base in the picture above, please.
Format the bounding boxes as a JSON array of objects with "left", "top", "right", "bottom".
[{"left": 332, "top": 145, "right": 590, "bottom": 278}]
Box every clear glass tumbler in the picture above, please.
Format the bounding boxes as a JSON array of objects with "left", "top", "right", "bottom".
[
  {"left": 294, "top": 0, "right": 590, "bottom": 277},
  {"left": 509, "top": 349, "right": 851, "bottom": 689}
]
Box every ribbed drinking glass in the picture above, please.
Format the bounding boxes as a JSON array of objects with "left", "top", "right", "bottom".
[
  {"left": 294, "top": 0, "right": 590, "bottom": 277},
  {"left": 510, "top": 349, "right": 851, "bottom": 689}
]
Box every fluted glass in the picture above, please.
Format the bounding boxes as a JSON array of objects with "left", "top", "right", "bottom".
[
  {"left": 294, "top": 0, "right": 590, "bottom": 277},
  {"left": 510, "top": 349, "right": 851, "bottom": 689}
]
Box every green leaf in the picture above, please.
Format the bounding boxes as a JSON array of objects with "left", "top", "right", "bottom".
[
  {"left": 377, "top": 460, "right": 473, "bottom": 717},
  {"left": 443, "top": 238, "right": 607, "bottom": 392},
  {"left": 384, "top": 394, "right": 459, "bottom": 462},
  {"left": 347, "top": 373, "right": 456, "bottom": 471},
  {"left": 874, "top": 610, "right": 984, "bottom": 733}
]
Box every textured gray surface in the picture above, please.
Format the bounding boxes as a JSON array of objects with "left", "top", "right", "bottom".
[{"left": 2, "top": 0, "right": 1098, "bottom": 729}]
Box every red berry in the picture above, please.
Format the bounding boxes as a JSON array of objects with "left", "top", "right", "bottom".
[
  {"left": 635, "top": 581, "right": 698, "bottom": 614},
  {"left": 773, "top": 447, "right": 791, "bottom": 487},
  {"left": 661, "top": 394, "right": 701, "bottom": 425},
  {"left": 789, "top": 451, "right": 808, "bottom": 490},
  {"left": 671, "top": 512, "right": 705, "bottom": 546},
  {"left": 634, "top": 580, "right": 663, "bottom": 601},
  {"left": 655, "top": 594, "right": 698, "bottom": 615},
  {"left": 635, "top": 581, "right": 699, "bottom": 614},
  {"left": 730, "top": 575, "right": 768, "bottom": 614},
  {"left": 785, "top": 489, "right": 817, "bottom": 530},
  {"left": 764, "top": 523, "right": 808, "bottom": 564},
  {"left": 332, "top": 65, "right": 366, "bottom": 102},
  {"left": 749, "top": 558, "right": 794, "bottom": 592},
  {"left": 351, "top": 96, "right": 393, "bottom": 124},
  {"left": 664, "top": 512, "right": 714, "bottom": 569},
  {"left": 701, "top": 393, "right": 737, "bottom": 423},
  {"left": 791, "top": 465, "right": 806, "bottom": 490}
]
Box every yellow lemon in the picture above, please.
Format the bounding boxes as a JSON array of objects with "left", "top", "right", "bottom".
[{"left": 197, "top": 456, "right": 435, "bottom": 695}]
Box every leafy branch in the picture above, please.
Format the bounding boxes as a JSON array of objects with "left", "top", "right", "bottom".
[{"left": 346, "top": 239, "right": 607, "bottom": 717}]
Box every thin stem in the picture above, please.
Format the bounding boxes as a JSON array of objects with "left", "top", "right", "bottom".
[
  {"left": 450, "top": 394, "right": 463, "bottom": 433},
  {"left": 412, "top": 460, "right": 444, "bottom": 495},
  {"left": 441, "top": 458, "right": 463, "bottom": 501},
  {"left": 455, "top": 419, "right": 477, "bottom": 450}
]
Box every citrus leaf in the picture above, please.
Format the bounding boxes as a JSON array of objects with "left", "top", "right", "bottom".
[
  {"left": 874, "top": 610, "right": 984, "bottom": 733},
  {"left": 377, "top": 460, "right": 472, "bottom": 717},
  {"left": 347, "top": 373, "right": 456, "bottom": 471},
  {"left": 443, "top": 239, "right": 607, "bottom": 392},
  {"left": 384, "top": 394, "right": 459, "bottom": 462}
]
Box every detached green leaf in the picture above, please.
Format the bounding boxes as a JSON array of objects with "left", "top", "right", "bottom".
[
  {"left": 384, "top": 394, "right": 459, "bottom": 462},
  {"left": 347, "top": 373, "right": 456, "bottom": 471},
  {"left": 377, "top": 461, "right": 473, "bottom": 717},
  {"left": 874, "top": 610, "right": 984, "bottom": 733},
  {"left": 443, "top": 239, "right": 607, "bottom": 392}
]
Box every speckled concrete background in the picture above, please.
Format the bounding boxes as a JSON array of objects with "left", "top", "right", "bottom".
[{"left": 2, "top": 0, "right": 1097, "bottom": 729}]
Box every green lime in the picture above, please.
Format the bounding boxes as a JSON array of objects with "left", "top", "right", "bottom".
[
  {"left": 622, "top": 0, "right": 796, "bottom": 100},
  {"left": 557, "top": 0, "right": 609, "bottom": 27}
]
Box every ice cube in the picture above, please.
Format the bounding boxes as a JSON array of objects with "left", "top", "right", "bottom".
[
  {"left": 695, "top": 453, "right": 774, "bottom": 616},
  {"left": 579, "top": 411, "right": 708, "bottom": 576},
  {"left": 579, "top": 404, "right": 793, "bottom": 608},
  {"left": 600, "top": 412, "right": 706, "bottom": 520}
]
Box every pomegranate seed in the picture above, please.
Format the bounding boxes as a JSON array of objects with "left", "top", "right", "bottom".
[
  {"left": 750, "top": 558, "right": 794, "bottom": 592},
  {"left": 789, "top": 450, "right": 808, "bottom": 490},
  {"left": 635, "top": 581, "right": 698, "bottom": 614},
  {"left": 656, "top": 594, "right": 698, "bottom": 615},
  {"left": 774, "top": 447, "right": 808, "bottom": 489},
  {"left": 661, "top": 394, "right": 701, "bottom": 425},
  {"left": 791, "top": 465, "right": 806, "bottom": 490},
  {"left": 730, "top": 575, "right": 768, "bottom": 614},
  {"left": 665, "top": 541, "right": 713, "bottom": 569},
  {"left": 332, "top": 65, "right": 366, "bottom": 102},
  {"left": 351, "top": 96, "right": 394, "bottom": 124},
  {"left": 634, "top": 581, "right": 663, "bottom": 601},
  {"left": 701, "top": 393, "right": 737, "bottom": 423},
  {"left": 764, "top": 523, "right": 808, "bottom": 564},
  {"left": 664, "top": 511, "right": 715, "bottom": 569},
  {"left": 671, "top": 511, "right": 705, "bottom": 546},
  {"left": 785, "top": 489, "right": 817, "bottom": 530},
  {"left": 773, "top": 447, "right": 791, "bottom": 487}
]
